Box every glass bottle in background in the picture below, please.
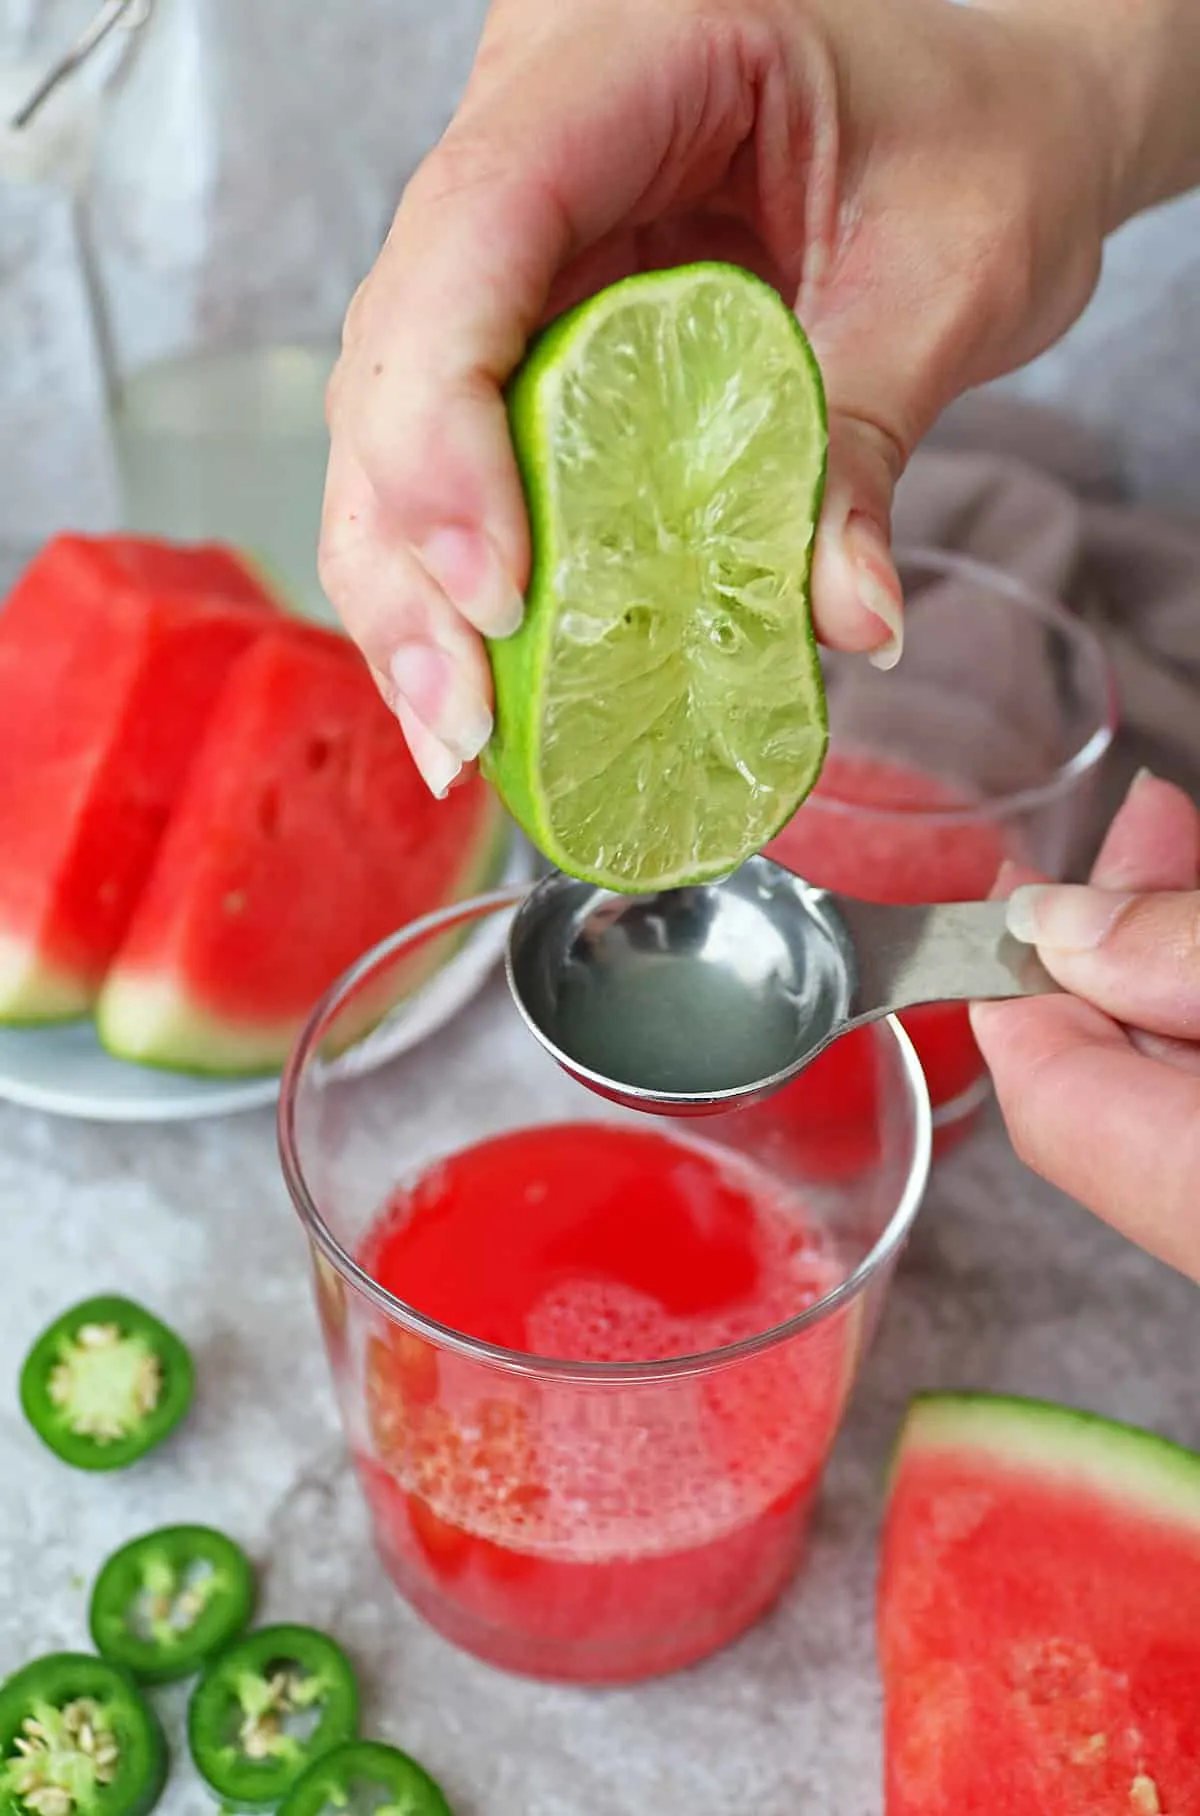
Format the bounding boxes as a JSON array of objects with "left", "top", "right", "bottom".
[
  {"left": 107, "top": 343, "right": 338, "bottom": 624},
  {"left": 76, "top": 0, "right": 349, "bottom": 618},
  {"left": 0, "top": 0, "right": 126, "bottom": 551},
  {"left": 81, "top": 0, "right": 486, "bottom": 618}
]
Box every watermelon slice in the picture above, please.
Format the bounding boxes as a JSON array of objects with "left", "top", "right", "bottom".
[
  {"left": 96, "top": 626, "right": 508, "bottom": 1074},
  {"left": 32, "top": 533, "right": 280, "bottom": 612},
  {"left": 879, "top": 1392, "right": 1200, "bottom": 1814},
  {"left": 0, "top": 537, "right": 283, "bottom": 1023}
]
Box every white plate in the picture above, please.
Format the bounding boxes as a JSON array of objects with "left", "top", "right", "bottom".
[{"left": 0, "top": 836, "right": 535, "bottom": 1123}]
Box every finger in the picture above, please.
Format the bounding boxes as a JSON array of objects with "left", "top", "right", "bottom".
[
  {"left": 807, "top": 415, "right": 906, "bottom": 667},
  {"left": 991, "top": 855, "right": 1046, "bottom": 896},
  {"left": 320, "top": 440, "right": 494, "bottom": 794},
  {"left": 331, "top": 143, "right": 568, "bottom": 581},
  {"left": 1128, "top": 1027, "right": 1200, "bottom": 1075},
  {"left": 1005, "top": 884, "right": 1200, "bottom": 1041},
  {"left": 1089, "top": 768, "right": 1200, "bottom": 891},
  {"left": 971, "top": 993, "right": 1200, "bottom": 1280},
  {"left": 324, "top": 0, "right": 917, "bottom": 700},
  {"left": 392, "top": 699, "right": 470, "bottom": 802},
  {"left": 319, "top": 13, "right": 717, "bottom": 783},
  {"left": 324, "top": 6, "right": 690, "bottom": 619}
]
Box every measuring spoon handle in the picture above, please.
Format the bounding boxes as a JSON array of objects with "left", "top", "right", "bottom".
[{"left": 831, "top": 895, "right": 1061, "bottom": 1020}]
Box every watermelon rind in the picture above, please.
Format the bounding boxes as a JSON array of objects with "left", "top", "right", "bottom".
[
  {"left": 93, "top": 801, "right": 514, "bottom": 1078},
  {"left": 93, "top": 972, "right": 303, "bottom": 1077},
  {"left": 0, "top": 934, "right": 93, "bottom": 1025},
  {"left": 894, "top": 1391, "right": 1200, "bottom": 1527}
]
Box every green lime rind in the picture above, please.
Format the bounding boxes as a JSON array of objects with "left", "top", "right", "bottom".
[
  {"left": 891, "top": 1392, "right": 1200, "bottom": 1525},
  {"left": 484, "top": 261, "right": 828, "bottom": 894}
]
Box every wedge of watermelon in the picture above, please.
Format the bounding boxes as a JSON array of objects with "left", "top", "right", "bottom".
[
  {"left": 879, "top": 1393, "right": 1200, "bottom": 1814},
  {"left": 34, "top": 533, "right": 279, "bottom": 611},
  {"left": 96, "top": 626, "right": 508, "bottom": 1074},
  {"left": 0, "top": 536, "right": 282, "bottom": 1023}
]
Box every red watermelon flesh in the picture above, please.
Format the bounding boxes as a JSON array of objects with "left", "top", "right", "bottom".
[
  {"left": 39, "top": 533, "right": 280, "bottom": 613},
  {"left": 96, "top": 626, "right": 507, "bottom": 1074},
  {"left": 0, "top": 540, "right": 280, "bottom": 1022},
  {"left": 880, "top": 1393, "right": 1200, "bottom": 1815}
]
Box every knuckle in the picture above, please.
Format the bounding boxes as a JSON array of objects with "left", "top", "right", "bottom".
[
  {"left": 315, "top": 528, "right": 352, "bottom": 615},
  {"left": 1173, "top": 1109, "right": 1200, "bottom": 1236},
  {"left": 1156, "top": 1096, "right": 1200, "bottom": 1278},
  {"left": 1116, "top": 894, "right": 1200, "bottom": 1022},
  {"left": 943, "top": 176, "right": 1042, "bottom": 363},
  {"left": 316, "top": 494, "right": 373, "bottom": 614},
  {"left": 403, "top": 133, "right": 510, "bottom": 218},
  {"left": 1004, "top": 1097, "right": 1041, "bottom": 1177},
  {"left": 825, "top": 412, "right": 907, "bottom": 508},
  {"left": 1180, "top": 898, "right": 1200, "bottom": 968},
  {"left": 340, "top": 274, "right": 372, "bottom": 351},
  {"left": 990, "top": 1065, "right": 1042, "bottom": 1176},
  {"left": 325, "top": 278, "right": 383, "bottom": 434},
  {"left": 323, "top": 358, "right": 346, "bottom": 433},
  {"left": 1172, "top": 898, "right": 1200, "bottom": 1036}
]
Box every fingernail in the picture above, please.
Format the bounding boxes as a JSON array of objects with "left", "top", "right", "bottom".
[
  {"left": 992, "top": 857, "right": 1024, "bottom": 897},
  {"left": 393, "top": 695, "right": 462, "bottom": 800},
  {"left": 414, "top": 738, "right": 463, "bottom": 800},
  {"left": 1130, "top": 765, "right": 1156, "bottom": 796},
  {"left": 389, "top": 641, "right": 493, "bottom": 763},
  {"left": 416, "top": 527, "right": 524, "bottom": 639},
  {"left": 967, "top": 999, "right": 1006, "bottom": 1036},
  {"left": 858, "top": 570, "right": 904, "bottom": 670},
  {"left": 1005, "top": 883, "right": 1131, "bottom": 951},
  {"left": 844, "top": 522, "right": 904, "bottom": 670}
]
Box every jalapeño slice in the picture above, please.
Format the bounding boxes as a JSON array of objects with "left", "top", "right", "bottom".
[
  {"left": 187, "top": 1625, "right": 359, "bottom": 1809},
  {"left": 0, "top": 1653, "right": 166, "bottom": 1816},
  {"left": 89, "top": 1526, "right": 255, "bottom": 1685},
  {"left": 279, "top": 1740, "right": 454, "bottom": 1816},
  {"left": 19, "top": 1297, "right": 193, "bottom": 1472}
]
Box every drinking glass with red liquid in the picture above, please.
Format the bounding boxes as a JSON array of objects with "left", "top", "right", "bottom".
[
  {"left": 766, "top": 548, "right": 1116, "bottom": 1153},
  {"left": 280, "top": 897, "right": 931, "bottom": 1685}
]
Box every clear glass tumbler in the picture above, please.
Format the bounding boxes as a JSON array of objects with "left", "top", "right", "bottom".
[
  {"left": 766, "top": 547, "right": 1116, "bottom": 1141},
  {"left": 280, "top": 891, "right": 931, "bottom": 1686}
]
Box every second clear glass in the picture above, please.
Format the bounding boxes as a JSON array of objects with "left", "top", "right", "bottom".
[{"left": 767, "top": 547, "right": 1116, "bottom": 1139}]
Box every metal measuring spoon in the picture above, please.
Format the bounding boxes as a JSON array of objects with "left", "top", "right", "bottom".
[{"left": 505, "top": 856, "right": 1059, "bottom": 1114}]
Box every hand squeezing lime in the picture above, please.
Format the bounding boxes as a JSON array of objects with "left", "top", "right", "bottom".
[{"left": 483, "top": 261, "right": 829, "bottom": 893}]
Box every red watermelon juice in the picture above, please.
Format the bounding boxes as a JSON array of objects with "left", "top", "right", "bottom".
[
  {"left": 343, "top": 1121, "right": 856, "bottom": 1683},
  {"left": 766, "top": 749, "right": 1014, "bottom": 1151}
]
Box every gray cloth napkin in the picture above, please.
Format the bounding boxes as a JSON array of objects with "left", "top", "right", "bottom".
[{"left": 898, "top": 395, "right": 1200, "bottom": 842}]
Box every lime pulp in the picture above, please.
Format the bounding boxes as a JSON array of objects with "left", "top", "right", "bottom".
[{"left": 484, "top": 261, "right": 829, "bottom": 893}]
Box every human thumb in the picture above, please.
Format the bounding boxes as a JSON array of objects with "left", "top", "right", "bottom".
[
  {"left": 806, "top": 409, "right": 906, "bottom": 669},
  {"left": 1005, "top": 884, "right": 1200, "bottom": 1041}
]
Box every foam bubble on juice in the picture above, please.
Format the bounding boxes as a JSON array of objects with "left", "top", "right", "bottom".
[
  {"left": 361, "top": 1130, "right": 854, "bottom": 1561},
  {"left": 524, "top": 1185, "right": 839, "bottom": 1362}
]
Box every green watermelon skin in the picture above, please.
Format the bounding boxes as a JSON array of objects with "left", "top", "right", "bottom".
[
  {"left": 0, "top": 537, "right": 281, "bottom": 1023},
  {"left": 879, "top": 1393, "right": 1200, "bottom": 1815},
  {"left": 95, "top": 626, "right": 508, "bottom": 1075}
]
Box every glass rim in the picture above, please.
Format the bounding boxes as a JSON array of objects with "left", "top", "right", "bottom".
[
  {"left": 279, "top": 886, "right": 933, "bottom": 1385},
  {"left": 810, "top": 545, "right": 1118, "bottom": 825}
]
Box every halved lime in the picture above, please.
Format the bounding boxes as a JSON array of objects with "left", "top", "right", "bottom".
[{"left": 484, "top": 261, "right": 828, "bottom": 893}]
